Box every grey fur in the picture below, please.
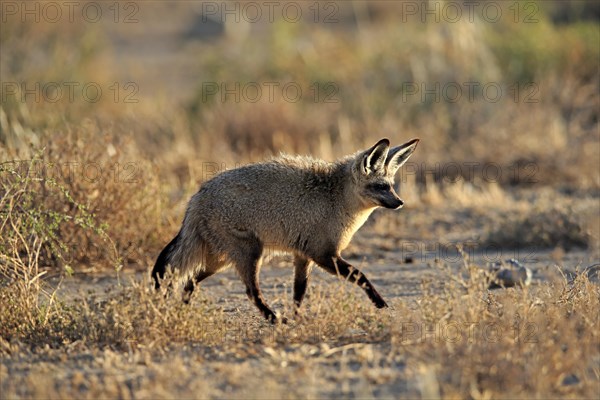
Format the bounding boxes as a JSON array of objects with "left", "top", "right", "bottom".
[{"left": 153, "top": 138, "right": 419, "bottom": 322}]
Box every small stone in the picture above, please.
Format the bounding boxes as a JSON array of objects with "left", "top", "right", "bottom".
[
  {"left": 561, "top": 373, "right": 580, "bottom": 387},
  {"left": 488, "top": 260, "right": 532, "bottom": 289}
]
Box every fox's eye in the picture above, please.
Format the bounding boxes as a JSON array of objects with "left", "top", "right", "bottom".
[{"left": 372, "top": 183, "right": 390, "bottom": 191}]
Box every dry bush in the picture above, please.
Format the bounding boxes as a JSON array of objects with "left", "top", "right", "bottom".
[
  {"left": 0, "top": 153, "right": 116, "bottom": 271},
  {"left": 0, "top": 5, "right": 176, "bottom": 273},
  {"left": 485, "top": 205, "right": 591, "bottom": 250},
  {"left": 0, "top": 151, "right": 115, "bottom": 349},
  {"left": 0, "top": 124, "right": 166, "bottom": 272},
  {"left": 0, "top": 265, "right": 63, "bottom": 349}
]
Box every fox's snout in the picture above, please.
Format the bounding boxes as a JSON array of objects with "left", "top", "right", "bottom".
[
  {"left": 375, "top": 188, "right": 404, "bottom": 209},
  {"left": 363, "top": 182, "right": 404, "bottom": 210},
  {"left": 380, "top": 194, "right": 404, "bottom": 209}
]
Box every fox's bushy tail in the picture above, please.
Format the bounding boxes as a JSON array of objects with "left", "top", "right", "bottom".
[{"left": 152, "top": 234, "right": 180, "bottom": 289}]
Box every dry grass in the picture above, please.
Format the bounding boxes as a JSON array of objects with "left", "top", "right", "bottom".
[{"left": 1, "top": 256, "right": 598, "bottom": 399}]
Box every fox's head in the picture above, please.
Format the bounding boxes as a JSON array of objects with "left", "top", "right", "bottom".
[{"left": 351, "top": 138, "right": 419, "bottom": 210}]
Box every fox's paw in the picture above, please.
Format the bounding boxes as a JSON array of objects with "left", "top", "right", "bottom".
[
  {"left": 375, "top": 299, "right": 389, "bottom": 309},
  {"left": 266, "top": 313, "right": 288, "bottom": 325}
]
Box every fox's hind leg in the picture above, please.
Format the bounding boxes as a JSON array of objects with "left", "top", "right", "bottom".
[
  {"left": 228, "top": 234, "right": 280, "bottom": 323},
  {"left": 182, "top": 249, "right": 226, "bottom": 304},
  {"left": 182, "top": 270, "right": 215, "bottom": 304},
  {"left": 293, "top": 256, "right": 313, "bottom": 308},
  {"left": 314, "top": 254, "right": 388, "bottom": 309}
]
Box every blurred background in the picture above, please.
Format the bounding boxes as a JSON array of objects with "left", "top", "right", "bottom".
[{"left": 1, "top": 0, "right": 598, "bottom": 271}]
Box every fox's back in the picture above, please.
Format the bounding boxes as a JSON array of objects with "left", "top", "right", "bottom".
[{"left": 188, "top": 156, "right": 348, "bottom": 250}]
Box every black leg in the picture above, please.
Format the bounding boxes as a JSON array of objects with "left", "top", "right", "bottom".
[
  {"left": 231, "top": 238, "right": 281, "bottom": 323},
  {"left": 182, "top": 270, "right": 216, "bottom": 304},
  {"left": 314, "top": 255, "right": 388, "bottom": 308},
  {"left": 293, "top": 256, "right": 312, "bottom": 308}
]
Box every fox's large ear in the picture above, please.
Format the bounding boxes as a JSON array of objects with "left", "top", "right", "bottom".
[
  {"left": 359, "top": 138, "right": 390, "bottom": 175},
  {"left": 385, "top": 138, "right": 419, "bottom": 175}
]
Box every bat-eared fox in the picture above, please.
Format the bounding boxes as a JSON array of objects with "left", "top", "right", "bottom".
[{"left": 152, "top": 138, "right": 419, "bottom": 323}]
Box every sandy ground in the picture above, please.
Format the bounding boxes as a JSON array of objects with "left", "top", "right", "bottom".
[{"left": 51, "top": 245, "right": 596, "bottom": 313}]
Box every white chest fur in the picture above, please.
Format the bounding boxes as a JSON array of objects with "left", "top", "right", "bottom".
[{"left": 339, "top": 207, "right": 376, "bottom": 250}]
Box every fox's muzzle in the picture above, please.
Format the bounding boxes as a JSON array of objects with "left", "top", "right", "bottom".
[{"left": 380, "top": 196, "right": 404, "bottom": 209}]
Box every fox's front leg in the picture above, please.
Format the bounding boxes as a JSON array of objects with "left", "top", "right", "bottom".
[{"left": 315, "top": 254, "right": 388, "bottom": 309}]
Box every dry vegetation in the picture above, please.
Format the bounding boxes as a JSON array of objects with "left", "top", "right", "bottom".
[
  {"left": 1, "top": 255, "right": 598, "bottom": 398},
  {"left": 1, "top": 1, "right": 599, "bottom": 399}
]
